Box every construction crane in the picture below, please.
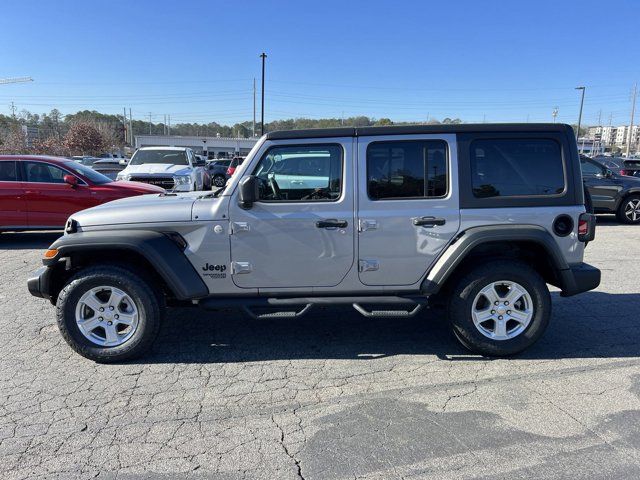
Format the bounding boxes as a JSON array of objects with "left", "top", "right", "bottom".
[{"left": 0, "top": 76, "right": 33, "bottom": 85}]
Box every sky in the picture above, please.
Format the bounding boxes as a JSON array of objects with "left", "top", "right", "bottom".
[{"left": 0, "top": 0, "right": 638, "bottom": 127}]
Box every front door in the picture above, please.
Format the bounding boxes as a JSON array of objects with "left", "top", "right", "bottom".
[
  {"left": 357, "top": 135, "right": 460, "bottom": 286},
  {"left": 229, "top": 139, "right": 354, "bottom": 289},
  {"left": 22, "top": 161, "right": 92, "bottom": 228},
  {"left": 581, "top": 159, "right": 621, "bottom": 211},
  {"left": 0, "top": 160, "right": 27, "bottom": 228}
]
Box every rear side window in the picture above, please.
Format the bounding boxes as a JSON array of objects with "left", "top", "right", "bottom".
[
  {"left": 470, "top": 139, "right": 565, "bottom": 198},
  {"left": 0, "top": 161, "right": 17, "bottom": 181},
  {"left": 367, "top": 140, "right": 448, "bottom": 200}
]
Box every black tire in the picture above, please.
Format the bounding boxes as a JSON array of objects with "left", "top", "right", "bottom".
[
  {"left": 616, "top": 194, "right": 640, "bottom": 224},
  {"left": 447, "top": 260, "right": 551, "bottom": 357},
  {"left": 213, "top": 174, "right": 226, "bottom": 188},
  {"left": 56, "top": 265, "right": 164, "bottom": 363}
]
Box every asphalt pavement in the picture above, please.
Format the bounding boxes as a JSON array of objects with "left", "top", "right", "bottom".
[{"left": 0, "top": 217, "right": 639, "bottom": 479}]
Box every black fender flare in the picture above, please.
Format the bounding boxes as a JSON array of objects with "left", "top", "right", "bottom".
[
  {"left": 421, "top": 224, "right": 576, "bottom": 295},
  {"left": 43, "top": 230, "right": 209, "bottom": 300}
]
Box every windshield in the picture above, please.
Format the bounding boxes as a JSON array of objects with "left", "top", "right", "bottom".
[
  {"left": 130, "top": 150, "right": 189, "bottom": 166},
  {"left": 63, "top": 161, "right": 112, "bottom": 184}
]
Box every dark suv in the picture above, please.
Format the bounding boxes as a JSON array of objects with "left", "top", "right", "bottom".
[
  {"left": 581, "top": 156, "right": 640, "bottom": 223},
  {"left": 207, "top": 159, "right": 231, "bottom": 187}
]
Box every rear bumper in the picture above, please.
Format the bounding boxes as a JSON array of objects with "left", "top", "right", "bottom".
[
  {"left": 560, "top": 262, "right": 601, "bottom": 297},
  {"left": 27, "top": 266, "right": 53, "bottom": 300}
]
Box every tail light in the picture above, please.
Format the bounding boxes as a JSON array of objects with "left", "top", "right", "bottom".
[
  {"left": 227, "top": 166, "right": 236, "bottom": 175},
  {"left": 578, "top": 213, "right": 596, "bottom": 242},
  {"left": 620, "top": 169, "right": 629, "bottom": 176}
]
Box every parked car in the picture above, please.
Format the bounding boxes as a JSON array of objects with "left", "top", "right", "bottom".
[
  {"left": 592, "top": 156, "right": 640, "bottom": 178},
  {"left": 0, "top": 155, "right": 164, "bottom": 231},
  {"left": 207, "top": 159, "right": 231, "bottom": 187},
  {"left": 92, "top": 158, "right": 127, "bottom": 180},
  {"left": 116, "top": 147, "right": 207, "bottom": 191},
  {"left": 581, "top": 156, "right": 640, "bottom": 223},
  {"left": 226, "top": 156, "right": 244, "bottom": 176},
  {"left": 28, "top": 123, "right": 599, "bottom": 362},
  {"left": 72, "top": 156, "right": 102, "bottom": 167}
]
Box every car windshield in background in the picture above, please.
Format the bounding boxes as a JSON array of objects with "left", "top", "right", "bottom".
[
  {"left": 130, "top": 150, "right": 188, "bottom": 166},
  {"left": 63, "top": 161, "right": 112, "bottom": 184}
]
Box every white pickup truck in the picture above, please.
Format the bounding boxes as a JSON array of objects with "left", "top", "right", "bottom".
[{"left": 116, "top": 146, "right": 207, "bottom": 191}]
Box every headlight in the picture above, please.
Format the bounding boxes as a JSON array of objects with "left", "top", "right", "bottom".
[{"left": 173, "top": 175, "right": 191, "bottom": 186}]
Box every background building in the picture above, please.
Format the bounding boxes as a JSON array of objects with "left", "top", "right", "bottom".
[{"left": 134, "top": 134, "right": 259, "bottom": 159}]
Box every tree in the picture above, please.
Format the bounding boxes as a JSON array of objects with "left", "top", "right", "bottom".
[
  {"left": 64, "top": 122, "right": 105, "bottom": 155},
  {"left": 375, "top": 118, "right": 393, "bottom": 126},
  {"left": 32, "top": 137, "right": 69, "bottom": 156},
  {"left": 0, "top": 126, "right": 29, "bottom": 154}
]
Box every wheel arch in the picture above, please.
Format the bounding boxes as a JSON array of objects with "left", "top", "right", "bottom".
[
  {"left": 422, "top": 225, "right": 572, "bottom": 297},
  {"left": 42, "top": 230, "right": 209, "bottom": 303}
]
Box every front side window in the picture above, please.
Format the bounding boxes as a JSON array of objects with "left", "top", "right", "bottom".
[
  {"left": 253, "top": 144, "right": 343, "bottom": 201},
  {"left": 367, "top": 140, "right": 448, "bottom": 200},
  {"left": 63, "top": 161, "right": 111, "bottom": 184},
  {"left": 24, "top": 162, "right": 67, "bottom": 183},
  {"left": 470, "top": 139, "right": 565, "bottom": 198},
  {"left": 581, "top": 160, "right": 603, "bottom": 176},
  {"left": 129, "top": 150, "right": 188, "bottom": 166},
  {"left": 0, "top": 161, "right": 17, "bottom": 181}
]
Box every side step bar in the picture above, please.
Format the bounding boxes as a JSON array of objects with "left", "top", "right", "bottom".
[{"left": 198, "top": 295, "right": 428, "bottom": 319}]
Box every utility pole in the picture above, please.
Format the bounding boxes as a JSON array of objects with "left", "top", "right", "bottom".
[
  {"left": 252, "top": 78, "right": 256, "bottom": 137},
  {"left": 9, "top": 102, "right": 16, "bottom": 119},
  {"left": 129, "top": 108, "right": 133, "bottom": 147},
  {"left": 123, "top": 107, "right": 128, "bottom": 144},
  {"left": 260, "top": 52, "right": 267, "bottom": 135},
  {"left": 626, "top": 83, "right": 637, "bottom": 157},
  {"left": 575, "top": 86, "right": 586, "bottom": 140},
  {"left": 552, "top": 107, "right": 558, "bottom": 123},
  {"left": 168, "top": 114, "right": 171, "bottom": 135},
  {"left": 149, "top": 113, "right": 152, "bottom": 135}
]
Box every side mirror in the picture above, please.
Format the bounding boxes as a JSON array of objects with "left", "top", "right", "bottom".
[
  {"left": 63, "top": 174, "right": 79, "bottom": 187},
  {"left": 238, "top": 175, "right": 259, "bottom": 209},
  {"left": 604, "top": 169, "right": 614, "bottom": 178},
  {"left": 119, "top": 159, "right": 128, "bottom": 166}
]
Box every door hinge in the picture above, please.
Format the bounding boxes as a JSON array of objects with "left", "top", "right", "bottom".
[
  {"left": 358, "top": 259, "right": 380, "bottom": 272},
  {"left": 358, "top": 219, "right": 378, "bottom": 232},
  {"left": 231, "top": 222, "right": 250, "bottom": 234},
  {"left": 231, "top": 261, "right": 252, "bottom": 274}
]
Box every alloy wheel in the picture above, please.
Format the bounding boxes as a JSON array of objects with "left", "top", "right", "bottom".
[
  {"left": 75, "top": 286, "right": 139, "bottom": 347},
  {"left": 471, "top": 280, "right": 534, "bottom": 341}
]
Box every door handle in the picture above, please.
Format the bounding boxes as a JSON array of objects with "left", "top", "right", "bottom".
[
  {"left": 316, "top": 219, "right": 348, "bottom": 229},
  {"left": 413, "top": 216, "right": 446, "bottom": 227}
]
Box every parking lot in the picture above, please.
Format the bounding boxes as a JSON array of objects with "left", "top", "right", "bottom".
[{"left": 0, "top": 218, "right": 638, "bottom": 479}]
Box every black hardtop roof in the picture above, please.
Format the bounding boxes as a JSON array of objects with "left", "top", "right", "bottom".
[{"left": 265, "top": 123, "right": 573, "bottom": 140}]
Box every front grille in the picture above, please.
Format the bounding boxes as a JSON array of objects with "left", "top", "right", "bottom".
[{"left": 129, "top": 176, "right": 175, "bottom": 190}]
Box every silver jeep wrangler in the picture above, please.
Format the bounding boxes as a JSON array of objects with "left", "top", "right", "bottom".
[{"left": 28, "top": 124, "right": 600, "bottom": 362}]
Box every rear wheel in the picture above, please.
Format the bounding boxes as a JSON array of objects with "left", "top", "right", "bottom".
[
  {"left": 213, "top": 174, "right": 226, "bottom": 187},
  {"left": 447, "top": 260, "right": 551, "bottom": 356},
  {"left": 56, "top": 265, "right": 163, "bottom": 362},
  {"left": 616, "top": 195, "right": 640, "bottom": 224}
]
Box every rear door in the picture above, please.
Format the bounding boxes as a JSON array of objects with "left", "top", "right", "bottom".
[
  {"left": 22, "top": 161, "right": 92, "bottom": 227},
  {"left": 357, "top": 135, "right": 460, "bottom": 286},
  {"left": 0, "top": 160, "right": 27, "bottom": 228}
]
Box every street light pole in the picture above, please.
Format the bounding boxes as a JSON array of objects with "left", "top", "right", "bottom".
[
  {"left": 260, "top": 52, "right": 267, "bottom": 136},
  {"left": 575, "top": 86, "right": 586, "bottom": 140}
]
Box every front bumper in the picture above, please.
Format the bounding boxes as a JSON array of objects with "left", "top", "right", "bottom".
[
  {"left": 560, "top": 262, "right": 601, "bottom": 297},
  {"left": 27, "top": 266, "right": 53, "bottom": 300}
]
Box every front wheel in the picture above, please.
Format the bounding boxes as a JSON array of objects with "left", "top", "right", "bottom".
[
  {"left": 56, "top": 265, "right": 163, "bottom": 362},
  {"left": 616, "top": 195, "right": 640, "bottom": 224},
  {"left": 447, "top": 260, "right": 551, "bottom": 356},
  {"left": 213, "top": 174, "right": 226, "bottom": 187}
]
